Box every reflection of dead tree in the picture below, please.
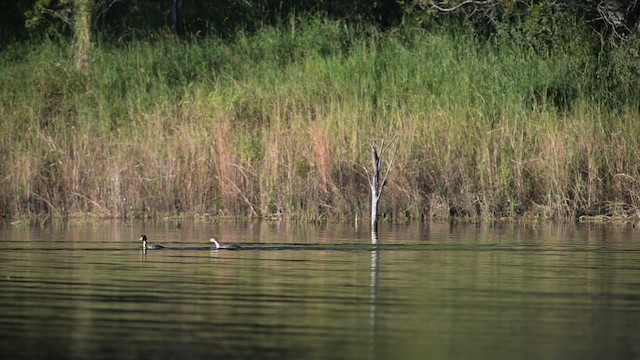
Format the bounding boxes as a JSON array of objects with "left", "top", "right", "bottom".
[
  {"left": 366, "top": 135, "right": 398, "bottom": 232},
  {"left": 368, "top": 235, "right": 380, "bottom": 359}
]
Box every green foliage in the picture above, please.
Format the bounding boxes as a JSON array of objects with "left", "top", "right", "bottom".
[
  {"left": 596, "top": 34, "right": 640, "bottom": 108},
  {"left": 0, "top": 1, "right": 31, "bottom": 44},
  {"left": 25, "top": 0, "right": 76, "bottom": 36},
  {"left": 496, "top": 1, "right": 596, "bottom": 54},
  {"left": 2, "top": 18, "right": 640, "bottom": 221}
]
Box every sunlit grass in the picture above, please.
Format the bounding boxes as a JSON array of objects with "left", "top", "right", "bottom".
[{"left": 1, "top": 18, "right": 640, "bottom": 221}]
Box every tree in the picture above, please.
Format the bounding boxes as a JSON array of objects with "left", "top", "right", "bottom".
[
  {"left": 0, "top": 0, "right": 32, "bottom": 44},
  {"left": 367, "top": 135, "right": 398, "bottom": 233},
  {"left": 172, "top": 0, "right": 184, "bottom": 36},
  {"left": 408, "top": 0, "right": 640, "bottom": 39},
  {"left": 74, "top": 0, "right": 92, "bottom": 73},
  {"left": 25, "top": 0, "right": 124, "bottom": 73}
]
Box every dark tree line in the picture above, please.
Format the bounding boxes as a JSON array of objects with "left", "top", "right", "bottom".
[
  {"left": 412, "top": 0, "right": 640, "bottom": 39},
  {"left": 1, "top": 0, "right": 404, "bottom": 44},
  {"left": 1, "top": 0, "right": 639, "bottom": 45}
]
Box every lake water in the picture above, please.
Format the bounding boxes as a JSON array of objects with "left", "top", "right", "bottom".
[{"left": 1, "top": 220, "right": 639, "bottom": 360}]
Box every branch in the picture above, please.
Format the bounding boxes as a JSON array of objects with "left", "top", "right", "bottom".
[
  {"left": 228, "top": 163, "right": 259, "bottom": 217},
  {"left": 371, "top": 145, "right": 381, "bottom": 192},
  {"left": 94, "top": 0, "right": 123, "bottom": 18},
  {"left": 419, "top": 0, "right": 497, "bottom": 12},
  {"left": 380, "top": 134, "right": 399, "bottom": 189},
  {"left": 596, "top": 0, "right": 632, "bottom": 37},
  {"left": 355, "top": 160, "right": 374, "bottom": 188},
  {"left": 32, "top": 192, "right": 63, "bottom": 218}
]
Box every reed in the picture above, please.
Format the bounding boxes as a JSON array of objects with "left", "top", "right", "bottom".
[{"left": 1, "top": 18, "right": 640, "bottom": 222}]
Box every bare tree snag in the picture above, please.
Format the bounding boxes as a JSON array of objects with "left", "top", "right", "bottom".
[
  {"left": 370, "top": 146, "right": 383, "bottom": 229},
  {"left": 368, "top": 135, "right": 398, "bottom": 232}
]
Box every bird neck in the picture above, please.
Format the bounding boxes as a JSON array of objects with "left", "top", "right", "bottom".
[{"left": 211, "top": 239, "right": 221, "bottom": 249}]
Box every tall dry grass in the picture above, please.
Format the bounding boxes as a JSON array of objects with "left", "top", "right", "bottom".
[{"left": 2, "top": 18, "right": 640, "bottom": 222}]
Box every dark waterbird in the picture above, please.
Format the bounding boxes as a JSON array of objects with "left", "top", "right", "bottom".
[
  {"left": 210, "top": 237, "right": 241, "bottom": 250},
  {"left": 139, "top": 234, "right": 165, "bottom": 250}
]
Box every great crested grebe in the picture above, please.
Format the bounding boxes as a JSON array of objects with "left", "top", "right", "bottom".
[
  {"left": 209, "top": 237, "right": 241, "bottom": 250},
  {"left": 139, "top": 235, "right": 165, "bottom": 250}
]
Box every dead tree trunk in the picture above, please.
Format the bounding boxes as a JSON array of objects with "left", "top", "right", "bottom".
[
  {"left": 368, "top": 136, "right": 397, "bottom": 233},
  {"left": 370, "top": 145, "right": 383, "bottom": 231}
]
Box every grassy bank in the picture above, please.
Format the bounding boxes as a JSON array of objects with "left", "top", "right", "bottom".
[{"left": 2, "top": 19, "right": 640, "bottom": 222}]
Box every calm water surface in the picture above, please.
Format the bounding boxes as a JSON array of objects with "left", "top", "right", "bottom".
[{"left": 1, "top": 221, "right": 639, "bottom": 359}]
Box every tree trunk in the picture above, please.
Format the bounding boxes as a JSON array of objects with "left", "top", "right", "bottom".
[
  {"left": 369, "top": 136, "right": 397, "bottom": 236},
  {"left": 74, "top": 0, "right": 92, "bottom": 74},
  {"left": 172, "top": 0, "right": 184, "bottom": 36},
  {"left": 370, "top": 145, "right": 382, "bottom": 230}
]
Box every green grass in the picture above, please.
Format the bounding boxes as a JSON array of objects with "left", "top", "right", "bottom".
[{"left": 2, "top": 18, "right": 640, "bottom": 222}]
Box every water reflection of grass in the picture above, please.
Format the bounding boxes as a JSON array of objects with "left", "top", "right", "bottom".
[{"left": 2, "top": 19, "right": 640, "bottom": 222}]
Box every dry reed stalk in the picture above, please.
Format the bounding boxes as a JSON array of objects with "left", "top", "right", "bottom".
[
  {"left": 427, "top": 193, "right": 449, "bottom": 219},
  {"left": 213, "top": 119, "right": 258, "bottom": 216},
  {"left": 310, "top": 122, "right": 333, "bottom": 191},
  {"left": 109, "top": 168, "right": 123, "bottom": 217},
  {"left": 215, "top": 120, "right": 233, "bottom": 193}
]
